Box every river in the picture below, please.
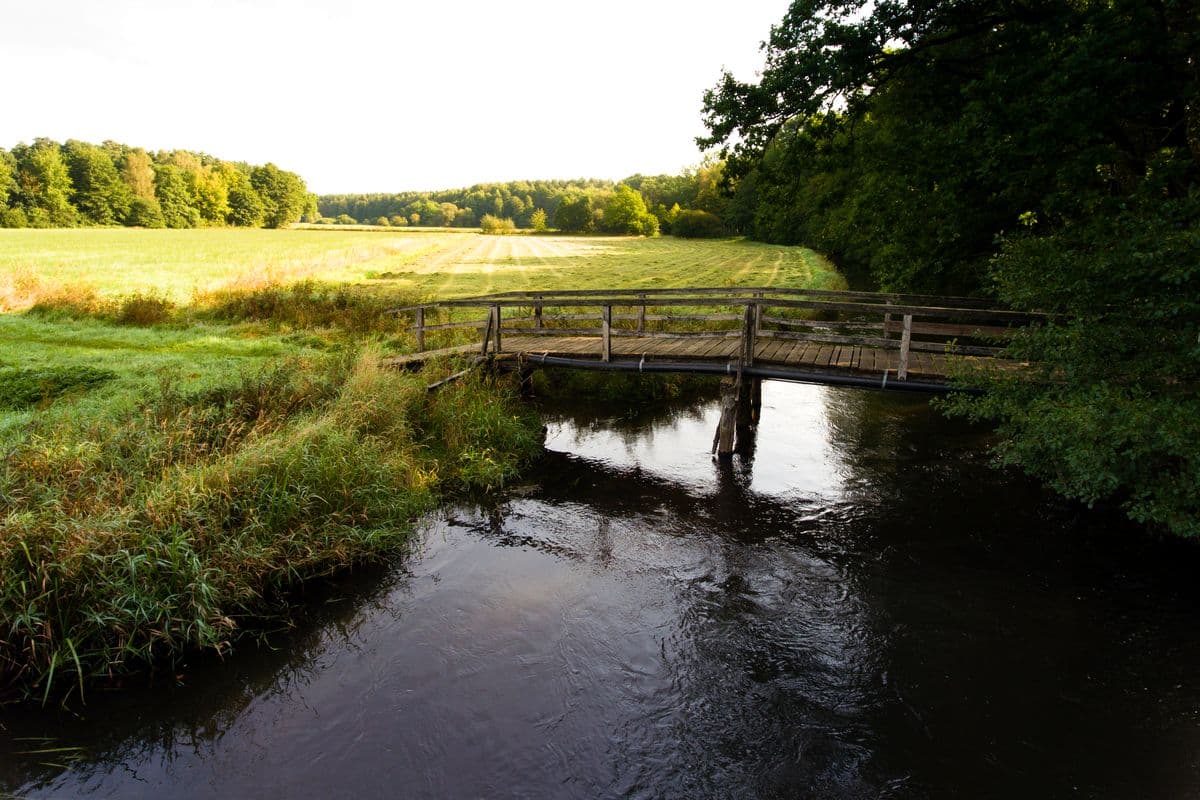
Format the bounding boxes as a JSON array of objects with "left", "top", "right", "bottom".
[{"left": 3, "top": 380, "right": 1199, "bottom": 798}]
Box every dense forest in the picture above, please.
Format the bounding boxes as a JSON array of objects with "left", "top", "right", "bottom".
[
  {"left": 317, "top": 161, "right": 729, "bottom": 236},
  {"left": 0, "top": 138, "right": 314, "bottom": 229},
  {"left": 701, "top": 0, "right": 1199, "bottom": 535}
]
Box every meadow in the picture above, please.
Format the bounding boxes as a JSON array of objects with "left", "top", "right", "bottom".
[
  {"left": 0, "top": 227, "right": 840, "bottom": 307},
  {"left": 0, "top": 228, "right": 837, "bottom": 703}
]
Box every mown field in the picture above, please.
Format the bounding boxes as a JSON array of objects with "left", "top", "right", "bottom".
[
  {"left": 0, "top": 228, "right": 838, "bottom": 703},
  {"left": 0, "top": 228, "right": 839, "bottom": 307}
]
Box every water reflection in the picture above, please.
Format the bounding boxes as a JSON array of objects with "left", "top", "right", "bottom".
[{"left": 5, "top": 380, "right": 1200, "bottom": 799}]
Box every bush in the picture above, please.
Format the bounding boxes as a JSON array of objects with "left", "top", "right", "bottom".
[
  {"left": 0, "top": 207, "right": 28, "bottom": 228},
  {"left": 115, "top": 292, "right": 175, "bottom": 326},
  {"left": 125, "top": 197, "right": 165, "bottom": 228},
  {"left": 336, "top": 214, "right": 357, "bottom": 225},
  {"left": 196, "top": 280, "right": 415, "bottom": 334},
  {"left": 375, "top": 216, "right": 390, "bottom": 227},
  {"left": 480, "top": 214, "right": 517, "bottom": 235},
  {"left": 672, "top": 209, "right": 726, "bottom": 238}
]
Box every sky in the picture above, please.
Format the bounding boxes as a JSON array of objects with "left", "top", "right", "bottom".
[{"left": 1, "top": 0, "right": 792, "bottom": 194}]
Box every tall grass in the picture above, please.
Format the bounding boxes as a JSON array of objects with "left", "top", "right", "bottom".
[{"left": 0, "top": 349, "right": 541, "bottom": 704}]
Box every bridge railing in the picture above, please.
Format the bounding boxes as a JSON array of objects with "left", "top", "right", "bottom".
[{"left": 390, "top": 288, "right": 1045, "bottom": 380}]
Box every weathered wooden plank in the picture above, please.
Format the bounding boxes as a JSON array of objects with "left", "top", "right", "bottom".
[
  {"left": 418, "top": 320, "right": 486, "bottom": 332},
  {"left": 383, "top": 343, "right": 478, "bottom": 368},
  {"left": 762, "top": 315, "right": 884, "bottom": 332},
  {"left": 884, "top": 319, "right": 1016, "bottom": 338},
  {"left": 759, "top": 329, "right": 899, "bottom": 349}
]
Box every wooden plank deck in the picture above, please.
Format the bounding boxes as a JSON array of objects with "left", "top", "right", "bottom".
[{"left": 495, "top": 334, "right": 954, "bottom": 380}]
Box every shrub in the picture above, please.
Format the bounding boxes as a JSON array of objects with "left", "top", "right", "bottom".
[
  {"left": 196, "top": 280, "right": 415, "bottom": 334},
  {"left": 0, "top": 207, "right": 28, "bottom": 228},
  {"left": 530, "top": 208, "right": 548, "bottom": 232},
  {"left": 115, "top": 292, "right": 175, "bottom": 326},
  {"left": 126, "top": 197, "right": 165, "bottom": 228},
  {"left": 672, "top": 209, "right": 726, "bottom": 238},
  {"left": 480, "top": 214, "right": 517, "bottom": 235}
]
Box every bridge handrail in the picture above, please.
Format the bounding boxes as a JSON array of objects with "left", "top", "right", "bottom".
[{"left": 395, "top": 295, "right": 1041, "bottom": 322}]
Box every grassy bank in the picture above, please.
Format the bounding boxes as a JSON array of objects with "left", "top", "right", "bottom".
[
  {"left": 1, "top": 349, "right": 541, "bottom": 703},
  {"left": 0, "top": 228, "right": 837, "bottom": 703}
]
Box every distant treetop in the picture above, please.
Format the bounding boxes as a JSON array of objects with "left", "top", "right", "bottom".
[{"left": 0, "top": 138, "right": 313, "bottom": 229}]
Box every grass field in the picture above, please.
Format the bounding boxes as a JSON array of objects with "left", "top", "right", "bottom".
[
  {"left": 0, "top": 228, "right": 840, "bottom": 309},
  {"left": 0, "top": 228, "right": 840, "bottom": 703}
]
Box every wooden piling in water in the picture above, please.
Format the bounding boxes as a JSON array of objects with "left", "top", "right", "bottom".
[{"left": 713, "top": 377, "right": 738, "bottom": 458}]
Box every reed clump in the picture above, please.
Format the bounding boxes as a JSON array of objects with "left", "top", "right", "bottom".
[
  {"left": 195, "top": 280, "right": 414, "bottom": 334},
  {"left": 0, "top": 349, "right": 541, "bottom": 704}
]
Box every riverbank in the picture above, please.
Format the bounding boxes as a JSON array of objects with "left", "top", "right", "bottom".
[
  {"left": 1, "top": 345, "right": 542, "bottom": 703},
  {"left": 2, "top": 228, "right": 839, "bottom": 703}
]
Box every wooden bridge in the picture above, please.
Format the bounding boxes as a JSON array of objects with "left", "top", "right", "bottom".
[{"left": 390, "top": 287, "right": 1039, "bottom": 455}]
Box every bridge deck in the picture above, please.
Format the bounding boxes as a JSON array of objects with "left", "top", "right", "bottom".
[{"left": 495, "top": 334, "right": 952, "bottom": 379}]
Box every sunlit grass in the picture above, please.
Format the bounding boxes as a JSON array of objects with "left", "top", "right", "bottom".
[{"left": 0, "top": 228, "right": 841, "bottom": 310}]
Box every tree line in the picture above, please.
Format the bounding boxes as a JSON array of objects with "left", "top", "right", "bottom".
[
  {"left": 700, "top": 0, "right": 1199, "bottom": 536},
  {"left": 317, "top": 162, "right": 730, "bottom": 237},
  {"left": 0, "top": 138, "right": 315, "bottom": 229}
]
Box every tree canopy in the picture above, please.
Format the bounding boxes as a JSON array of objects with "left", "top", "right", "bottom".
[
  {"left": 0, "top": 138, "right": 312, "bottom": 229},
  {"left": 700, "top": 0, "right": 1200, "bottom": 535}
]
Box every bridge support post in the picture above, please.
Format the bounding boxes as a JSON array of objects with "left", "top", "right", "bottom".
[
  {"left": 749, "top": 378, "right": 762, "bottom": 425},
  {"left": 414, "top": 306, "right": 425, "bottom": 352},
  {"left": 713, "top": 375, "right": 758, "bottom": 459},
  {"left": 601, "top": 304, "right": 612, "bottom": 362},
  {"left": 492, "top": 303, "right": 502, "bottom": 354},
  {"left": 714, "top": 378, "right": 738, "bottom": 458}
]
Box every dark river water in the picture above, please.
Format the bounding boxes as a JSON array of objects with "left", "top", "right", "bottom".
[{"left": 3, "top": 380, "right": 1200, "bottom": 799}]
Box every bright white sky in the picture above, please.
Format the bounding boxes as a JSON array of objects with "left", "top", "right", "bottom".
[{"left": 1, "top": 0, "right": 791, "bottom": 194}]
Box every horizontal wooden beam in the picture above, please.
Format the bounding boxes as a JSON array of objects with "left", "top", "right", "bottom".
[
  {"left": 424, "top": 295, "right": 1039, "bottom": 322},
  {"left": 450, "top": 286, "right": 995, "bottom": 307}
]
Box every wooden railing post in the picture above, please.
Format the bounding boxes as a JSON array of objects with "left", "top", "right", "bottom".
[
  {"left": 753, "top": 291, "right": 763, "bottom": 337},
  {"left": 898, "top": 313, "right": 913, "bottom": 380},
  {"left": 601, "top": 304, "right": 612, "bottom": 362},
  {"left": 534, "top": 297, "right": 543, "bottom": 329},
  {"left": 883, "top": 299, "right": 894, "bottom": 340},
  {"left": 637, "top": 293, "right": 646, "bottom": 334},
  {"left": 414, "top": 306, "right": 425, "bottom": 352},
  {"left": 492, "top": 303, "right": 502, "bottom": 354},
  {"left": 741, "top": 303, "right": 756, "bottom": 367},
  {"left": 480, "top": 307, "right": 494, "bottom": 355}
]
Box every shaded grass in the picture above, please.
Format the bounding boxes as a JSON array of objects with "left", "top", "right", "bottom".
[{"left": 0, "top": 366, "right": 117, "bottom": 410}]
